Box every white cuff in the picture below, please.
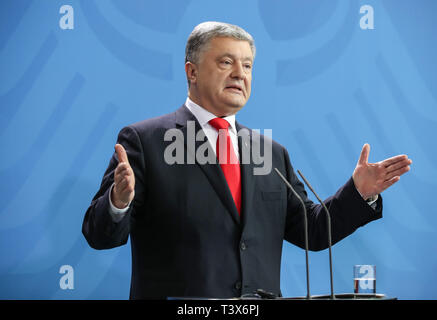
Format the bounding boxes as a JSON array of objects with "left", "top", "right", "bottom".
[
  {"left": 365, "top": 194, "right": 379, "bottom": 210},
  {"left": 108, "top": 183, "right": 130, "bottom": 222},
  {"left": 366, "top": 194, "right": 378, "bottom": 206},
  {"left": 355, "top": 186, "right": 378, "bottom": 210}
]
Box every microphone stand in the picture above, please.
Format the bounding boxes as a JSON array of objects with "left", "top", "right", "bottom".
[
  {"left": 297, "top": 170, "right": 335, "bottom": 300},
  {"left": 274, "top": 168, "right": 311, "bottom": 300},
  {"left": 273, "top": 170, "right": 394, "bottom": 300}
]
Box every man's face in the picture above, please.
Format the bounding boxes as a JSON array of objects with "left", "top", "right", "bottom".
[{"left": 187, "top": 37, "right": 253, "bottom": 116}]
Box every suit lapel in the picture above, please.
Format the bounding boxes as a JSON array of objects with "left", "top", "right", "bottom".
[{"left": 175, "top": 105, "right": 241, "bottom": 225}]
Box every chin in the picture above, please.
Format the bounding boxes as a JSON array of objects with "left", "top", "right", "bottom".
[
  {"left": 226, "top": 104, "right": 246, "bottom": 115},
  {"left": 227, "top": 102, "right": 245, "bottom": 111},
  {"left": 224, "top": 97, "right": 247, "bottom": 109}
]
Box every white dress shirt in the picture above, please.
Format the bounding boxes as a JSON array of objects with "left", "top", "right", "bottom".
[{"left": 184, "top": 97, "right": 240, "bottom": 159}]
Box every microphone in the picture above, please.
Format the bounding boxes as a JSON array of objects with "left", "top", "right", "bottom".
[
  {"left": 297, "top": 170, "right": 335, "bottom": 300},
  {"left": 274, "top": 168, "right": 311, "bottom": 300}
]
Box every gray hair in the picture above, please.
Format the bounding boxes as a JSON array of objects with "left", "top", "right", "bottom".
[{"left": 185, "top": 21, "right": 256, "bottom": 65}]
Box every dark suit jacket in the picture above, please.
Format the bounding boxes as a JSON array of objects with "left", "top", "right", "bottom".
[{"left": 82, "top": 105, "right": 382, "bottom": 299}]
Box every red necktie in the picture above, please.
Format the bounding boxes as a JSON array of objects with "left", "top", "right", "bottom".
[{"left": 209, "top": 118, "right": 241, "bottom": 215}]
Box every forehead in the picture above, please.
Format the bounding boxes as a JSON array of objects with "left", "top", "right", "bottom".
[{"left": 204, "top": 37, "right": 253, "bottom": 60}]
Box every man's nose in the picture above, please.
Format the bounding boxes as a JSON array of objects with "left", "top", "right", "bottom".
[{"left": 231, "top": 62, "right": 246, "bottom": 80}]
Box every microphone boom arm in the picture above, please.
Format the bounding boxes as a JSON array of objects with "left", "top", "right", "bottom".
[
  {"left": 297, "top": 170, "right": 335, "bottom": 300},
  {"left": 274, "top": 168, "right": 311, "bottom": 300}
]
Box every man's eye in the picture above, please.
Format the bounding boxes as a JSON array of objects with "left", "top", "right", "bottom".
[
  {"left": 244, "top": 64, "right": 252, "bottom": 69},
  {"left": 220, "top": 60, "right": 232, "bottom": 66}
]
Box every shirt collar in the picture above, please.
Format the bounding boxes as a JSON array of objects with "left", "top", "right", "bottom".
[{"left": 185, "top": 97, "right": 237, "bottom": 134}]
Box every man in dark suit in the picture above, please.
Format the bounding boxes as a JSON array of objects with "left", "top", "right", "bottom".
[{"left": 82, "top": 22, "right": 412, "bottom": 299}]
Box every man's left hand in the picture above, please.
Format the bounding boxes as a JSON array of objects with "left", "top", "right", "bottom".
[{"left": 352, "top": 143, "right": 412, "bottom": 200}]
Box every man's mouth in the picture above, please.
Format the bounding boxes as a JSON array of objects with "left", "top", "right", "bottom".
[{"left": 225, "top": 85, "right": 243, "bottom": 93}]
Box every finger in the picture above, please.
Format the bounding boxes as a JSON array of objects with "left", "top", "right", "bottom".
[
  {"left": 386, "top": 158, "right": 412, "bottom": 174},
  {"left": 384, "top": 166, "right": 410, "bottom": 181},
  {"left": 115, "top": 162, "right": 130, "bottom": 172},
  {"left": 115, "top": 162, "right": 131, "bottom": 174},
  {"left": 115, "top": 169, "right": 130, "bottom": 183},
  {"left": 115, "top": 168, "right": 133, "bottom": 183},
  {"left": 381, "top": 175, "right": 400, "bottom": 191},
  {"left": 115, "top": 174, "right": 134, "bottom": 191},
  {"left": 115, "top": 144, "right": 129, "bottom": 164},
  {"left": 358, "top": 143, "right": 370, "bottom": 165},
  {"left": 119, "top": 181, "right": 135, "bottom": 194},
  {"left": 115, "top": 173, "right": 131, "bottom": 187},
  {"left": 116, "top": 177, "right": 130, "bottom": 191},
  {"left": 115, "top": 162, "right": 132, "bottom": 177},
  {"left": 381, "top": 154, "right": 409, "bottom": 168}
]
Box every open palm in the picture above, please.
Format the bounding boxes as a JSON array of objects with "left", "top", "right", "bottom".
[{"left": 352, "top": 144, "right": 412, "bottom": 200}]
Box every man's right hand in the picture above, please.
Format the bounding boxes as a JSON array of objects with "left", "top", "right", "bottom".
[{"left": 111, "top": 144, "right": 135, "bottom": 209}]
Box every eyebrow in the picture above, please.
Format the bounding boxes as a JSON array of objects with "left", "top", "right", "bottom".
[{"left": 219, "top": 53, "right": 253, "bottom": 62}]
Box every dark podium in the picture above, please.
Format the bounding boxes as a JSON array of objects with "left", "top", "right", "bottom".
[
  {"left": 170, "top": 291, "right": 396, "bottom": 300},
  {"left": 283, "top": 293, "right": 396, "bottom": 300},
  {"left": 235, "top": 289, "right": 396, "bottom": 300}
]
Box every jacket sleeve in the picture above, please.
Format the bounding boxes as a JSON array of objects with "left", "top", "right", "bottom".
[
  {"left": 82, "top": 125, "right": 147, "bottom": 250},
  {"left": 282, "top": 148, "right": 383, "bottom": 251}
]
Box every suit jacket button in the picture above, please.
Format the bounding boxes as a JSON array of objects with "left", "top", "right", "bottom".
[
  {"left": 240, "top": 242, "right": 247, "bottom": 251},
  {"left": 234, "top": 281, "right": 242, "bottom": 290}
]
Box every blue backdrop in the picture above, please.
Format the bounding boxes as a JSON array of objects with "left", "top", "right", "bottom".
[{"left": 1, "top": 0, "right": 436, "bottom": 300}]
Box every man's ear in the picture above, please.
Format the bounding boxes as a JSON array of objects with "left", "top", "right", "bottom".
[{"left": 185, "top": 62, "right": 198, "bottom": 85}]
